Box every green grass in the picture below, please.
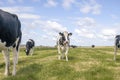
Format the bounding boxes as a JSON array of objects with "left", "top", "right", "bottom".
[{"left": 0, "top": 47, "right": 120, "bottom": 80}]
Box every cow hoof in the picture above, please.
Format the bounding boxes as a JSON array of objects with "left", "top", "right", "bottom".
[
  {"left": 4, "top": 73, "right": 8, "bottom": 76},
  {"left": 4, "top": 72, "right": 10, "bottom": 76}
]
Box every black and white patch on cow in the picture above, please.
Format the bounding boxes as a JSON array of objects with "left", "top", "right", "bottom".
[
  {"left": 114, "top": 35, "right": 120, "bottom": 61},
  {"left": 0, "top": 9, "right": 22, "bottom": 76},
  {"left": 25, "top": 39, "right": 35, "bottom": 56},
  {"left": 57, "top": 31, "right": 72, "bottom": 61}
]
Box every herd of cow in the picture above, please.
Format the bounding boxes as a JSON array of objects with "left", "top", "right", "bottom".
[{"left": 0, "top": 9, "right": 120, "bottom": 76}]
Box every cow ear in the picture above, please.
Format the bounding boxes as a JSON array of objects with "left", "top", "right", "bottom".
[
  {"left": 59, "top": 32, "right": 63, "bottom": 36},
  {"left": 69, "top": 33, "right": 72, "bottom": 36}
]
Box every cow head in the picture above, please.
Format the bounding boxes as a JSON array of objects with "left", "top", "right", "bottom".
[
  {"left": 115, "top": 35, "right": 120, "bottom": 48},
  {"left": 25, "top": 41, "right": 33, "bottom": 55},
  {"left": 25, "top": 43, "right": 30, "bottom": 55},
  {"left": 59, "top": 31, "right": 72, "bottom": 45}
]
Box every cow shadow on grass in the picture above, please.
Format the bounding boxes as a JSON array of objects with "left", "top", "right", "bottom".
[
  {"left": 68, "top": 56, "right": 76, "bottom": 61},
  {"left": 2, "top": 63, "right": 42, "bottom": 80},
  {"left": 0, "top": 62, "right": 5, "bottom": 68},
  {"left": 115, "top": 58, "right": 120, "bottom": 62}
]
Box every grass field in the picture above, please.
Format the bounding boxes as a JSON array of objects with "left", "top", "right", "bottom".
[{"left": 0, "top": 47, "right": 120, "bottom": 80}]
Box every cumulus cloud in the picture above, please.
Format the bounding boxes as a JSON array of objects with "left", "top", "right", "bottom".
[
  {"left": 75, "top": 28, "right": 95, "bottom": 38},
  {"left": 62, "top": 0, "right": 76, "bottom": 9},
  {"left": 19, "top": 13, "right": 40, "bottom": 19},
  {"left": 46, "top": 21, "right": 67, "bottom": 32},
  {"left": 1, "top": 6, "right": 39, "bottom": 20},
  {"left": 101, "top": 29, "right": 116, "bottom": 36},
  {"left": 80, "top": 0, "right": 102, "bottom": 14},
  {"left": 74, "top": 17, "right": 96, "bottom": 39},
  {"left": 44, "top": 0, "right": 58, "bottom": 7},
  {"left": 76, "top": 17, "right": 96, "bottom": 27},
  {"left": 31, "top": 20, "right": 67, "bottom": 32},
  {"left": 1, "top": 6, "right": 34, "bottom": 13},
  {"left": 98, "top": 29, "right": 117, "bottom": 41}
]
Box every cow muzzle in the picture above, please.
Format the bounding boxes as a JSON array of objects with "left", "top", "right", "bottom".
[
  {"left": 25, "top": 50, "right": 29, "bottom": 56},
  {"left": 63, "top": 41, "right": 69, "bottom": 45}
]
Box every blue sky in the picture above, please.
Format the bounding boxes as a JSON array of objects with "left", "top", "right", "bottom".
[{"left": 0, "top": 0, "right": 120, "bottom": 46}]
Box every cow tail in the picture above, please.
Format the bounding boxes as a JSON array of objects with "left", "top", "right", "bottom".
[{"left": 16, "top": 32, "right": 22, "bottom": 51}]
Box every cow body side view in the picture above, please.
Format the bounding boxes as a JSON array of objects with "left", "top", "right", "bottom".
[
  {"left": 25, "top": 39, "right": 35, "bottom": 55},
  {"left": 114, "top": 35, "right": 120, "bottom": 61},
  {"left": 57, "top": 31, "right": 72, "bottom": 61},
  {"left": 0, "top": 9, "right": 22, "bottom": 76}
]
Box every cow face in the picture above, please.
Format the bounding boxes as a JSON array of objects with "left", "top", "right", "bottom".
[
  {"left": 59, "top": 31, "right": 72, "bottom": 45},
  {"left": 25, "top": 41, "right": 32, "bottom": 55}
]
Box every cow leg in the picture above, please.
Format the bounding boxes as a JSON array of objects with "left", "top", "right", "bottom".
[
  {"left": 114, "top": 46, "right": 117, "bottom": 61},
  {"left": 16, "top": 50, "right": 19, "bottom": 64},
  {"left": 15, "top": 37, "right": 20, "bottom": 64},
  {"left": 61, "top": 48, "right": 65, "bottom": 59},
  {"left": 57, "top": 46, "right": 61, "bottom": 60},
  {"left": 12, "top": 48, "right": 18, "bottom": 76},
  {"left": 65, "top": 47, "right": 69, "bottom": 61},
  {"left": 30, "top": 48, "right": 34, "bottom": 56},
  {"left": 2, "top": 49, "right": 10, "bottom": 76}
]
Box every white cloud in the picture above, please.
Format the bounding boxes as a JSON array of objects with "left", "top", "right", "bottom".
[
  {"left": 98, "top": 29, "right": 117, "bottom": 41},
  {"left": 76, "top": 17, "right": 96, "bottom": 27},
  {"left": 46, "top": 20, "right": 67, "bottom": 32},
  {"left": 1, "top": 6, "right": 34, "bottom": 13},
  {"left": 80, "top": 0, "right": 102, "bottom": 14},
  {"left": 8, "top": 0, "right": 16, "bottom": 4},
  {"left": 62, "top": 0, "right": 76, "bottom": 9},
  {"left": 44, "top": 0, "right": 58, "bottom": 7},
  {"left": 31, "top": 20, "right": 67, "bottom": 32},
  {"left": 101, "top": 29, "right": 116, "bottom": 36},
  {"left": 75, "top": 28, "right": 95, "bottom": 38},
  {"left": 110, "top": 14, "right": 118, "bottom": 19},
  {"left": 19, "top": 13, "right": 40, "bottom": 19}
]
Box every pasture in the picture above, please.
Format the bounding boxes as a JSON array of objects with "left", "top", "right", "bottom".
[{"left": 0, "top": 47, "right": 120, "bottom": 80}]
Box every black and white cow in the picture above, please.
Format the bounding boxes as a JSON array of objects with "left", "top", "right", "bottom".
[
  {"left": 57, "top": 31, "right": 72, "bottom": 61},
  {"left": 0, "top": 9, "right": 22, "bottom": 76},
  {"left": 25, "top": 39, "right": 35, "bottom": 56},
  {"left": 114, "top": 35, "right": 120, "bottom": 61}
]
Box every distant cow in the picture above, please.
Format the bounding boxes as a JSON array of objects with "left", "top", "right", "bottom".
[
  {"left": 0, "top": 9, "right": 22, "bottom": 76},
  {"left": 57, "top": 31, "right": 72, "bottom": 61},
  {"left": 114, "top": 35, "right": 120, "bottom": 61},
  {"left": 25, "top": 39, "right": 35, "bottom": 55},
  {"left": 70, "top": 45, "right": 77, "bottom": 48},
  {"left": 91, "top": 45, "right": 95, "bottom": 48}
]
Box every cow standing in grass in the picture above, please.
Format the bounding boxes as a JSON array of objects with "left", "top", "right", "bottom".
[
  {"left": 57, "top": 31, "right": 72, "bottom": 61},
  {"left": 25, "top": 39, "right": 35, "bottom": 56},
  {"left": 114, "top": 35, "right": 120, "bottom": 61},
  {"left": 0, "top": 9, "right": 22, "bottom": 76}
]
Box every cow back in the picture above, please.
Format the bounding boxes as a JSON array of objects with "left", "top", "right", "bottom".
[{"left": 0, "top": 9, "right": 21, "bottom": 47}]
